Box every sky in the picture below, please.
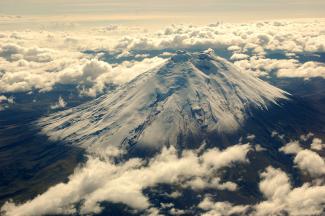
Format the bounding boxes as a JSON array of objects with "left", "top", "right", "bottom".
[{"left": 0, "top": 0, "right": 325, "bottom": 29}]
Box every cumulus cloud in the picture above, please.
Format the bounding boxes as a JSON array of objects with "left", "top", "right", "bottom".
[
  {"left": 1, "top": 19, "right": 325, "bottom": 98},
  {"left": 234, "top": 55, "right": 325, "bottom": 79},
  {"left": 259, "top": 166, "right": 292, "bottom": 201},
  {"left": 279, "top": 141, "right": 303, "bottom": 154},
  {"left": 0, "top": 28, "right": 170, "bottom": 97},
  {"left": 234, "top": 56, "right": 299, "bottom": 77},
  {"left": 0, "top": 43, "right": 54, "bottom": 63},
  {"left": 112, "top": 20, "right": 325, "bottom": 54},
  {"left": 0, "top": 95, "right": 14, "bottom": 111},
  {"left": 255, "top": 166, "right": 325, "bottom": 216},
  {"left": 300, "top": 132, "right": 314, "bottom": 141},
  {"left": 230, "top": 53, "right": 249, "bottom": 61},
  {"left": 277, "top": 61, "right": 325, "bottom": 79},
  {"left": 169, "top": 207, "right": 185, "bottom": 215},
  {"left": 198, "top": 196, "right": 249, "bottom": 216},
  {"left": 0, "top": 95, "right": 14, "bottom": 103},
  {"left": 199, "top": 136, "right": 325, "bottom": 216},
  {"left": 270, "top": 131, "right": 286, "bottom": 141},
  {"left": 294, "top": 150, "right": 325, "bottom": 178},
  {"left": 0, "top": 42, "right": 165, "bottom": 96},
  {"left": 87, "top": 57, "right": 165, "bottom": 94},
  {"left": 246, "top": 134, "right": 256, "bottom": 141},
  {"left": 311, "top": 138, "right": 325, "bottom": 151},
  {"left": 1, "top": 144, "right": 251, "bottom": 216},
  {"left": 280, "top": 140, "right": 325, "bottom": 178},
  {"left": 255, "top": 144, "right": 266, "bottom": 152},
  {"left": 50, "top": 96, "right": 67, "bottom": 110},
  {"left": 199, "top": 165, "right": 325, "bottom": 216}
]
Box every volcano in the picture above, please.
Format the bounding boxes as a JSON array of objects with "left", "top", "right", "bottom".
[{"left": 37, "top": 50, "right": 290, "bottom": 155}]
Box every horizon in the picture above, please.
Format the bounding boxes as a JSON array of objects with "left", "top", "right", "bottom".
[{"left": 1, "top": 0, "right": 325, "bottom": 30}]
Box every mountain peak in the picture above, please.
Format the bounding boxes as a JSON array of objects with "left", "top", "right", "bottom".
[
  {"left": 170, "top": 49, "right": 217, "bottom": 63},
  {"left": 38, "top": 50, "right": 289, "bottom": 154},
  {"left": 171, "top": 50, "right": 191, "bottom": 62}
]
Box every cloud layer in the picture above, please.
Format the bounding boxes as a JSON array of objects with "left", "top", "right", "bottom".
[
  {"left": 198, "top": 135, "right": 325, "bottom": 216},
  {"left": 3, "top": 135, "right": 324, "bottom": 215},
  {"left": 1, "top": 19, "right": 325, "bottom": 99},
  {"left": 1, "top": 144, "right": 251, "bottom": 216}
]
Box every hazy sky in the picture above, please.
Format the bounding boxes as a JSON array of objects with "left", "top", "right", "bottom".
[{"left": 0, "top": 0, "right": 325, "bottom": 29}]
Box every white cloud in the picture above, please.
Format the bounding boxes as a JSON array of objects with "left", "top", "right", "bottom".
[
  {"left": 0, "top": 42, "right": 165, "bottom": 96},
  {"left": 0, "top": 95, "right": 13, "bottom": 103},
  {"left": 279, "top": 141, "right": 303, "bottom": 154},
  {"left": 300, "top": 132, "right": 314, "bottom": 141},
  {"left": 50, "top": 96, "right": 67, "bottom": 110},
  {"left": 230, "top": 53, "right": 249, "bottom": 61},
  {"left": 1, "top": 19, "right": 325, "bottom": 97},
  {"left": 311, "top": 138, "right": 325, "bottom": 151},
  {"left": 246, "top": 134, "right": 256, "bottom": 141},
  {"left": 227, "top": 45, "right": 241, "bottom": 52},
  {"left": 279, "top": 137, "right": 325, "bottom": 178},
  {"left": 279, "top": 140, "right": 325, "bottom": 178},
  {"left": 255, "top": 144, "right": 266, "bottom": 152},
  {"left": 200, "top": 165, "right": 325, "bottom": 216},
  {"left": 1, "top": 144, "right": 251, "bottom": 216},
  {"left": 234, "top": 56, "right": 299, "bottom": 77},
  {"left": 259, "top": 167, "right": 291, "bottom": 201},
  {"left": 184, "top": 177, "right": 237, "bottom": 191},
  {"left": 112, "top": 20, "right": 325, "bottom": 54},
  {"left": 0, "top": 43, "right": 54, "bottom": 63},
  {"left": 255, "top": 166, "right": 325, "bottom": 216},
  {"left": 234, "top": 54, "right": 325, "bottom": 80},
  {"left": 169, "top": 208, "right": 185, "bottom": 215},
  {"left": 198, "top": 196, "right": 249, "bottom": 216},
  {"left": 277, "top": 61, "right": 325, "bottom": 79},
  {"left": 0, "top": 95, "right": 14, "bottom": 111},
  {"left": 294, "top": 150, "right": 325, "bottom": 178},
  {"left": 168, "top": 191, "right": 182, "bottom": 198},
  {"left": 198, "top": 142, "right": 325, "bottom": 216},
  {"left": 0, "top": 28, "right": 168, "bottom": 96},
  {"left": 285, "top": 184, "right": 325, "bottom": 215}
]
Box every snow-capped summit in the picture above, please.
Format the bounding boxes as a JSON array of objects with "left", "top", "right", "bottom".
[
  {"left": 171, "top": 50, "right": 192, "bottom": 62},
  {"left": 38, "top": 50, "right": 289, "bottom": 154}
]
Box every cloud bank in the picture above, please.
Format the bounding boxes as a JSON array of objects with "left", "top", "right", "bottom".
[
  {"left": 1, "top": 19, "right": 325, "bottom": 98},
  {"left": 198, "top": 136, "right": 325, "bottom": 216},
  {"left": 1, "top": 144, "right": 251, "bottom": 216}
]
